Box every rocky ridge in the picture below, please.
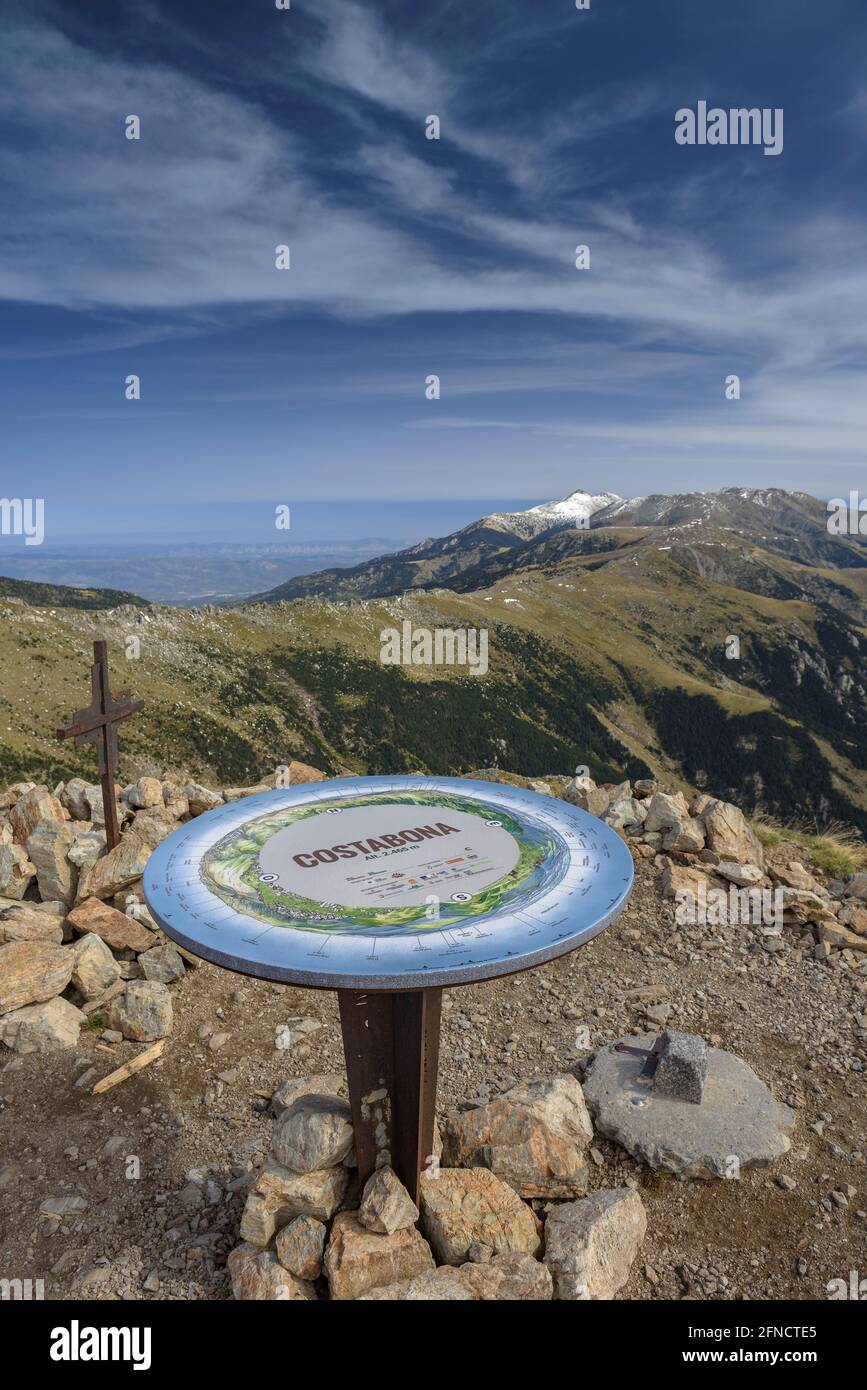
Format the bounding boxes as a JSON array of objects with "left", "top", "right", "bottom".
[
  {"left": 0, "top": 760, "right": 326, "bottom": 1056},
  {"left": 1, "top": 759, "right": 865, "bottom": 1301}
]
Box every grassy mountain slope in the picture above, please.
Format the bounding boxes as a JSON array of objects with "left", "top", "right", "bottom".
[
  {"left": 2, "top": 529, "right": 866, "bottom": 835},
  {"left": 0, "top": 574, "right": 150, "bottom": 610}
]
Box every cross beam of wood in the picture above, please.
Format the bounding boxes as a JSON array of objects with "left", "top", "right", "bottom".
[{"left": 57, "top": 640, "right": 143, "bottom": 850}]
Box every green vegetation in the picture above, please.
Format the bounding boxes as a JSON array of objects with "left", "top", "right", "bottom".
[
  {"left": 752, "top": 814, "right": 867, "bottom": 879},
  {"left": 0, "top": 576, "right": 149, "bottom": 609},
  {"left": 648, "top": 686, "right": 867, "bottom": 835}
]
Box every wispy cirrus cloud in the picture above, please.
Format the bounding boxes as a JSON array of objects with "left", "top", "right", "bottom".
[{"left": 1, "top": 0, "right": 866, "bottom": 496}]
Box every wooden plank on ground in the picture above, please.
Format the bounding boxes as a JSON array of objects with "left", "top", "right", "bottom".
[{"left": 92, "top": 1040, "right": 166, "bottom": 1095}]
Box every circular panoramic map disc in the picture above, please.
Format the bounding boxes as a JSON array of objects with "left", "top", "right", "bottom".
[{"left": 143, "top": 775, "right": 634, "bottom": 990}]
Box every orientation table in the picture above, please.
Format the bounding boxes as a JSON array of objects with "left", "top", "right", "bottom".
[{"left": 143, "top": 775, "right": 634, "bottom": 1201}]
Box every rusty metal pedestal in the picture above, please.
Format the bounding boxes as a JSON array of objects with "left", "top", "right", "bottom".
[{"left": 338, "top": 988, "right": 441, "bottom": 1205}]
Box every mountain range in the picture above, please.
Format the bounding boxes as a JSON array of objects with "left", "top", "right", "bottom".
[
  {"left": 1, "top": 486, "right": 865, "bottom": 838},
  {"left": 244, "top": 487, "right": 865, "bottom": 607}
]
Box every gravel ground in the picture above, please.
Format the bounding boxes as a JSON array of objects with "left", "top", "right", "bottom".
[{"left": 1, "top": 849, "right": 865, "bottom": 1302}]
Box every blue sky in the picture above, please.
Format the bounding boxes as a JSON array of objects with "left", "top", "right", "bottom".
[{"left": 1, "top": 0, "right": 866, "bottom": 540}]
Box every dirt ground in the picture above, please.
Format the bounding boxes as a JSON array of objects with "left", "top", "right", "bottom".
[{"left": 1, "top": 853, "right": 865, "bottom": 1302}]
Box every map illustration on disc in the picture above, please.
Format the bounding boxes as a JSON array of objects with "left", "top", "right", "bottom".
[{"left": 144, "top": 776, "right": 634, "bottom": 990}]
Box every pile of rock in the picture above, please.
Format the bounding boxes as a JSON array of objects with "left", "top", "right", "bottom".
[
  {"left": 229, "top": 1073, "right": 648, "bottom": 1301},
  {"left": 0, "top": 761, "right": 324, "bottom": 1055},
  {"left": 564, "top": 774, "right": 867, "bottom": 972}
]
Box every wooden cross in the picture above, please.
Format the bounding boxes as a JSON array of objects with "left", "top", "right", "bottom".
[{"left": 57, "top": 640, "right": 144, "bottom": 850}]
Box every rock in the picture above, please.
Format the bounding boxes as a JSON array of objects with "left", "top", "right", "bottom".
[
  {"left": 455, "top": 1252, "right": 553, "bottom": 1301},
  {"left": 816, "top": 922, "right": 867, "bottom": 954},
  {"left": 40, "top": 1194, "right": 89, "bottom": 1222},
  {"left": 653, "top": 1030, "right": 708, "bottom": 1104},
  {"left": 633, "top": 779, "right": 658, "bottom": 799},
  {"left": 240, "top": 1159, "right": 348, "bottom": 1245},
  {"left": 25, "top": 820, "right": 77, "bottom": 905},
  {"left": 227, "top": 1243, "right": 316, "bottom": 1301},
  {"left": 69, "top": 933, "right": 121, "bottom": 999},
  {"left": 770, "top": 861, "right": 825, "bottom": 894},
  {"left": 0, "top": 997, "right": 84, "bottom": 1053},
  {"left": 715, "top": 860, "right": 764, "bottom": 887},
  {"left": 562, "top": 775, "right": 596, "bottom": 806},
  {"left": 528, "top": 778, "right": 554, "bottom": 797},
  {"left": 123, "top": 895, "right": 158, "bottom": 930},
  {"left": 82, "top": 784, "right": 122, "bottom": 827},
  {"left": 700, "top": 799, "right": 764, "bottom": 867},
  {"left": 442, "top": 1074, "right": 593, "bottom": 1198},
  {"left": 544, "top": 1187, "right": 647, "bottom": 1300},
  {"left": 839, "top": 904, "right": 867, "bottom": 935},
  {"left": 0, "top": 941, "right": 74, "bottom": 1014},
  {"left": 583, "top": 1035, "right": 794, "bottom": 1178},
  {"left": 358, "top": 1165, "right": 419, "bottom": 1234},
  {"left": 324, "top": 1210, "right": 434, "bottom": 1301},
  {"left": 161, "top": 784, "right": 188, "bottom": 819},
  {"left": 275, "top": 1215, "right": 327, "bottom": 1280},
  {"left": 222, "top": 784, "right": 271, "bottom": 802},
  {"left": 418, "top": 1167, "right": 542, "bottom": 1266},
  {"left": 76, "top": 820, "right": 168, "bottom": 902},
  {"left": 0, "top": 782, "right": 37, "bottom": 808},
  {"left": 663, "top": 818, "right": 706, "bottom": 853},
  {"left": 843, "top": 872, "right": 867, "bottom": 900},
  {"left": 105, "top": 981, "right": 173, "bottom": 1041},
  {"left": 60, "top": 778, "right": 91, "bottom": 820},
  {"left": 124, "top": 777, "right": 164, "bottom": 810},
  {"left": 275, "top": 1017, "right": 323, "bottom": 1051},
  {"left": 643, "top": 791, "right": 691, "bottom": 835},
  {"left": 68, "top": 897, "right": 154, "bottom": 953},
  {"left": 139, "top": 943, "right": 185, "bottom": 983},
  {"left": 365, "top": 1253, "right": 552, "bottom": 1301},
  {"left": 271, "top": 1093, "right": 354, "bottom": 1173},
  {"left": 0, "top": 844, "right": 37, "bottom": 899},
  {"left": 130, "top": 805, "right": 176, "bottom": 838},
  {"left": 780, "top": 889, "right": 838, "bottom": 927},
  {"left": 362, "top": 1268, "right": 475, "bottom": 1301},
  {"left": 9, "top": 788, "right": 65, "bottom": 845},
  {"left": 0, "top": 904, "right": 64, "bottom": 945},
  {"left": 468, "top": 1242, "right": 494, "bottom": 1262},
  {"left": 574, "top": 786, "right": 618, "bottom": 818},
  {"left": 604, "top": 796, "right": 647, "bottom": 831},
  {"left": 287, "top": 760, "right": 327, "bottom": 785},
  {"left": 659, "top": 861, "right": 713, "bottom": 900},
  {"left": 184, "top": 783, "right": 224, "bottom": 816},
  {"left": 271, "top": 1072, "right": 346, "bottom": 1115},
  {"left": 66, "top": 828, "right": 107, "bottom": 877}
]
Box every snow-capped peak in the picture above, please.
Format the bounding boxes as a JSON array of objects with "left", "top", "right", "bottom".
[{"left": 479, "top": 489, "right": 624, "bottom": 541}]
